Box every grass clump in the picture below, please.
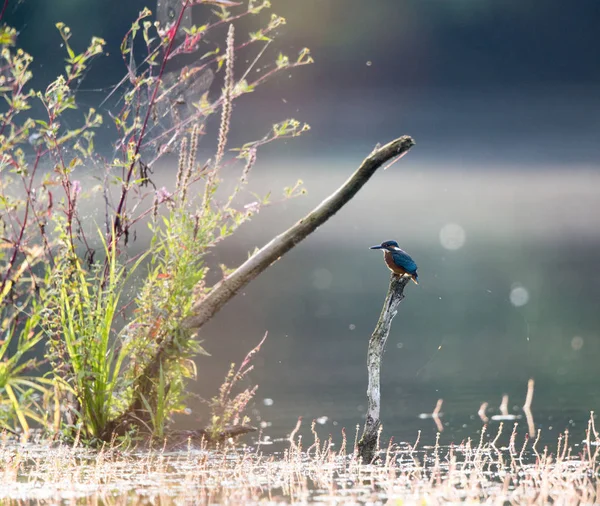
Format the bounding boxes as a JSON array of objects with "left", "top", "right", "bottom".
[{"left": 42, "top": 231, "right": 146, "bottom": 441}]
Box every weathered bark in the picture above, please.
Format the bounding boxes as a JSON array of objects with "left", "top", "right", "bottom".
[
  {"left": 357, "top": 273, "right": 410, "bottom": 464},
  {"left": 182, "top": 135, "right": 415, "bottom": 330}
]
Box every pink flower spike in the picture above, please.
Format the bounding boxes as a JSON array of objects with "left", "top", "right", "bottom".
[
  {"left": 156, "top": 186, "right": 172, "bottom": 203},
  {"left": 71, "top": 180, "right": 82, "bottom": 197}
]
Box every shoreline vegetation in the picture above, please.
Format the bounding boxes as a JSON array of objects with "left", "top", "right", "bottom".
[
  {"left": 1, "top": 414, "right": 599, "bottom": 504},
  {"left": 0, "top": 1, "right": 315, "bottom": 444}
]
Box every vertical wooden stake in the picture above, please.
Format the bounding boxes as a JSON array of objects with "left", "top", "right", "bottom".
[{"left": 357, "top": 274, "right": 410, "bottom": 464}]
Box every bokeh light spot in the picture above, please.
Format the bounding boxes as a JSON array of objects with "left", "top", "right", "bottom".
[
  {"left": 439, "top": 223, "right": 466, "bottom": 250},
  {"left": 571, "top": 335, "right": 584, "bottom": 351},
  {"left": 509, "top": 286, "right": 529, "bottom": 307}
]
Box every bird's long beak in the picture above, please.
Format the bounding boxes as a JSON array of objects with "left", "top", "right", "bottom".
[{"left": 370, "top": 245, "right": 383, "bottom": 250}]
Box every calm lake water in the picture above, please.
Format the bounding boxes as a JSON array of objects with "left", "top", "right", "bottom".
[
  {"left": 18, "top": 87, "right": 600, "bottom": 453},
  {"left": 159, "top": 161, "right": 600, "bottom": 451}
]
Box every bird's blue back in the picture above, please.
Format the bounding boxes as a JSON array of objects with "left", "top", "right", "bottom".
[{"left": 391, "top": 249, "right": 418, "bottom": 275}]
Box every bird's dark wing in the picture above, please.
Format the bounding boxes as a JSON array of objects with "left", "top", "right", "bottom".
[{"left": 391, "top": 250, "right": 418, "bottom": 275}]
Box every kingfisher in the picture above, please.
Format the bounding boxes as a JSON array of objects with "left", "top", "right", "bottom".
[{"left": 370, "top": 241, "right": 419, "bottom": 284}]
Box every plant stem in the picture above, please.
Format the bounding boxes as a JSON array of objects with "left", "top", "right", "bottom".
[
  {"left": 0, "top": 148, "right": 43, "bottom": 298},
  {"left": 0, "top": 0, "right": 8, "bottom": 23},
  {"left": 111, "top": 0, "right": 190, "bottom": 242}
]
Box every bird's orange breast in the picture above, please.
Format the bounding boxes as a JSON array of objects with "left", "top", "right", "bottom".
[{"left": 384, "top": 251, "right": 408, "bottom": 275}]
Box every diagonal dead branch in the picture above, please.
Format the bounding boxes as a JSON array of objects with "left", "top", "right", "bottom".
[
  {"left": 182, "top": 135, "right": 415, "bottom": 331},
  {"left": 106, "top": 136, "right": 414, "bottom": 438}
]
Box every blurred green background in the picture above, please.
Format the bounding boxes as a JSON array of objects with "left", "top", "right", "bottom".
[{"left": 4, "top": 0, "right": 600, "bottom": 445}]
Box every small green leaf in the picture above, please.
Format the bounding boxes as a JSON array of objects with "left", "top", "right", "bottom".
[{"left": 275, "top": 53, "right": 289, "bottom": 69}]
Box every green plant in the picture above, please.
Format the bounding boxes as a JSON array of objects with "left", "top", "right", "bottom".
[
  {"left": 0, "top": 306, "right": 51, "bottom": 434},
  {"left": 0, "top": 1, "right": 312, "bottom": 442},
  {"left": 42, "top": 229, "right": 147, "bottom": 441}
]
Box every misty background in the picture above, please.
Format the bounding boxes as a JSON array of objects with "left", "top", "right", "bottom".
[{"left": 4, "top": 0, "right": 600, "bottom": 444}]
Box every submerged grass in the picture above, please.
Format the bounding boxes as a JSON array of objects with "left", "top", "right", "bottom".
[{"left": 0, "top": 416, "right": 598, "bottom": 505}]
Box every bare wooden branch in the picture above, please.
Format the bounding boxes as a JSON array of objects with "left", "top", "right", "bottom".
[
  {"left": 183, "top": 135, "right": 415, "bottom": 330},
  {"left": 106, "top": 136, "right": 414, "bottom": 439},
  {"left": 358, "top": 273, "right": 410, "bottom": 464}
]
